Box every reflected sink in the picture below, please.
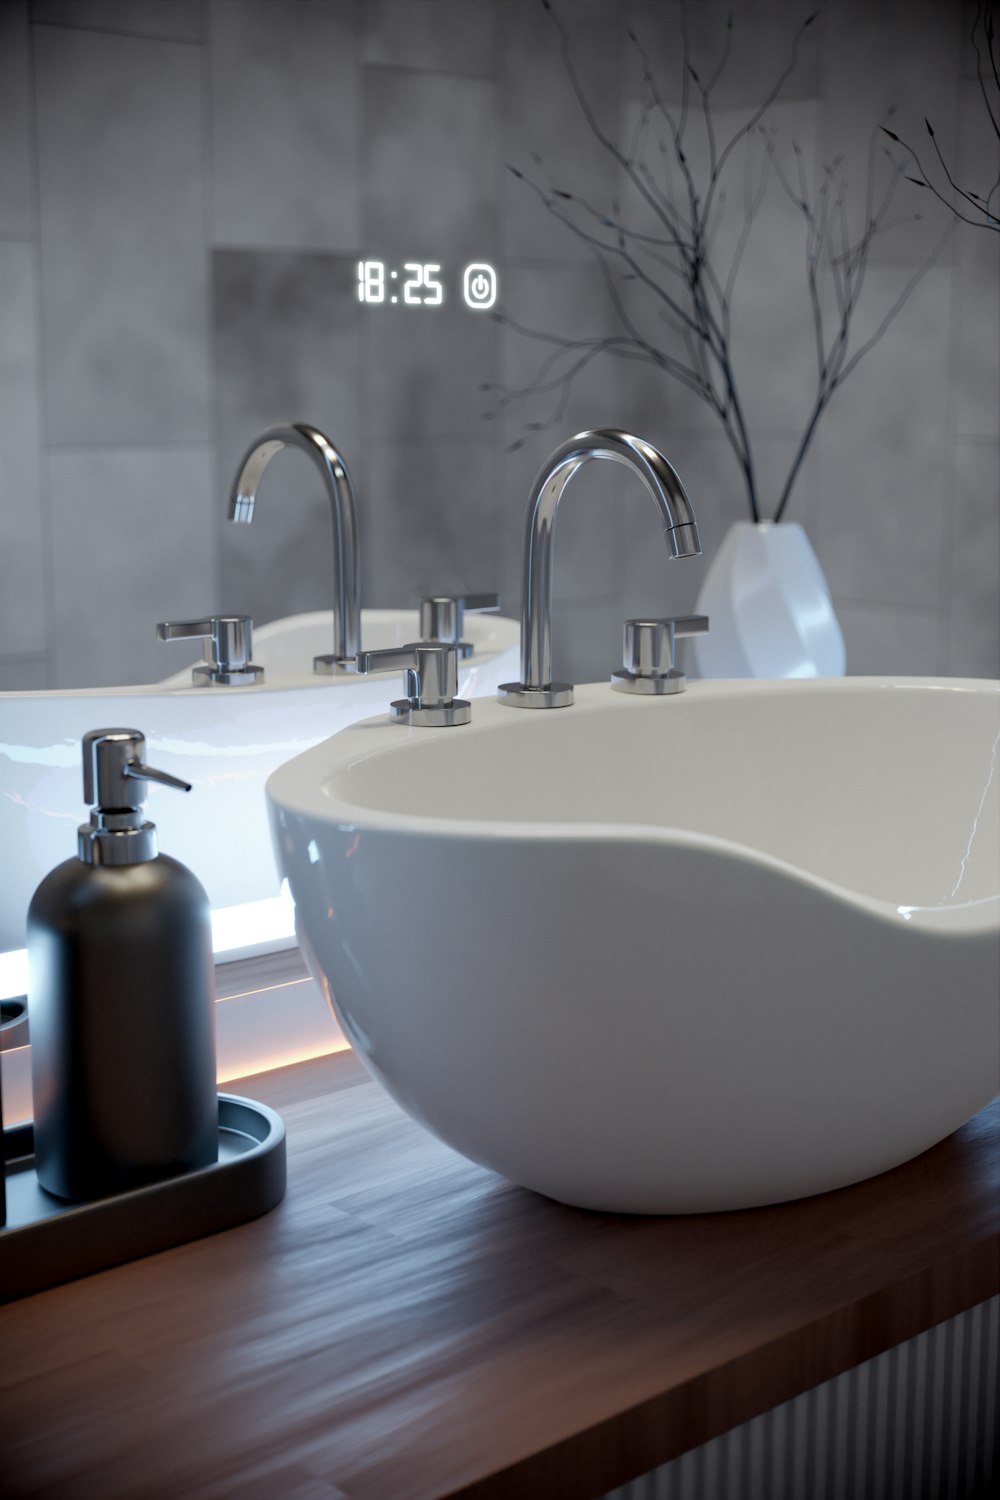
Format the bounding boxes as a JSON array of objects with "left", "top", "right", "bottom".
[
  {"left": 0, "top": 609, "right": 519, "bottom": 953},
  {"left": 267, "top": 677, "right": 1000, "bottom": 1214}
]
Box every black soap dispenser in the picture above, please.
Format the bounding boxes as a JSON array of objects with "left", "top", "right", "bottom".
[{"left": 28, "top": 729, "right": 219, "bottom": 1203}]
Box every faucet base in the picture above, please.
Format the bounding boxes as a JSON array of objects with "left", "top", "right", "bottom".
[
  {"left": 313, "top": 654, "right": 360, "bottom": 676},
  {"left": 610, "top": 667, "right": 686, "bottom": 695},
  {"left": 192, "top": 663, "right": 265, "bottom": 689},
  {"left": 497, "top": 681, "right": 574, "bottom": 709},
  {"left": 389, "top": 698, "right": 472, "bottom": 728}
]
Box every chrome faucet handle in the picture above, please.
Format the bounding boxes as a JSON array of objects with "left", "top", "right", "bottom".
[
  {"left": 611, "top": 616, "right": 709, "bottom": 696},
  {"left": 355, "top": 642, "right": 471, "bottom": 727},
  {"left": 418, "top": 593, "right": 500, "bottom": 659},
  {"left": 156, "top": 615, "right": 264, "bottom": 687}
]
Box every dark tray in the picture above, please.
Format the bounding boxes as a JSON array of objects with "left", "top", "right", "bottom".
[{"left": 1, "top": 1094, "right": 286, "bottom": 1303}]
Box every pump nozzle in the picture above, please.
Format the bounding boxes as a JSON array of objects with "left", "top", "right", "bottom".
[{"left": 124, "top": 762, "right": 191, "bottom": 795}]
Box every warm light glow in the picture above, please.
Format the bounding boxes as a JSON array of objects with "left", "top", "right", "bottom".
[
  {"left": 216, "top": 976, "right": 311, "bottom": 1005},
  {"left": 217, "top": 1035, "right": 350, "bottom": 1085}
]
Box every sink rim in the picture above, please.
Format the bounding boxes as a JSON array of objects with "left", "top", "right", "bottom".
[{"left": 267, "top": 675, "right": 1000, "bottom": 935}]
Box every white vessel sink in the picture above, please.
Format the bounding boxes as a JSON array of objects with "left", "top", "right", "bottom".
[
  {"left": 0, "top": 609, "right": 519, "bottom": 953},
  {"left": 267, "top": 677, "right": 1000, "bottom": 1214}
]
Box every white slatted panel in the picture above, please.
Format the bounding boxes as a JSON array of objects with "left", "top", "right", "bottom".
[{"left": 602, "top": 1297, "right": 1000, "bottom": 1500}]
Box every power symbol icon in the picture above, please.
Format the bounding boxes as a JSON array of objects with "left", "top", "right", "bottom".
[{"left": 463, "top": 264, "right": 497, "bottom": 310}]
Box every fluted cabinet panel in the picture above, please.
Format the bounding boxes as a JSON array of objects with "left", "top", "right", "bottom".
[{"left": 601, "top": 1297, "right": 1000, "bottom": 1500}]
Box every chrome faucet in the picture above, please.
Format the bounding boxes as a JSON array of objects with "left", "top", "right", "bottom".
[
  {"left": 227, "top": 423, "right": 361, "bottom": 675},
  {"left": 355, "top": 642, "right": 471, "bottom": 727},
  {"left": 497, "top": 430, "right": 702, "bottom": 708}
]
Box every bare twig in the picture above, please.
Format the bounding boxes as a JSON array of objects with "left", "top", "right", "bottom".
[
  {"left": 505, "top": 0, "right": 943, "bottom": 523},
  {"left": 885, "top": 1, "right": 999, "bottom": 232}
]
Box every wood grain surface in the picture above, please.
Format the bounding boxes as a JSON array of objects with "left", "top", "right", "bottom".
[{"left": 1, "top": 1050, "right": 998, "bottom": 1500}]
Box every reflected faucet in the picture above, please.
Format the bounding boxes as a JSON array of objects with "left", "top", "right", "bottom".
[
  {"left": 228, "top": 423, "right": 361, "bottom": 674},
  {"left": 497, "top": 430, "right": 701, "bottom": 708}
]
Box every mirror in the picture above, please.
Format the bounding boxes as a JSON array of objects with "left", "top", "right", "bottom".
[{"left": 0, "top": 0, "right": 995, "bottom": 691}]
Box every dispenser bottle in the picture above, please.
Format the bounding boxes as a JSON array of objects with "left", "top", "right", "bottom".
[{"left": 28, "top": 729, "right": 218, "bottom": 1202}]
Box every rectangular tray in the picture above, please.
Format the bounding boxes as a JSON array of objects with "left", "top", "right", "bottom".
[{"left": 1, "top": 1094, "right": 286, "bottom": 1303}]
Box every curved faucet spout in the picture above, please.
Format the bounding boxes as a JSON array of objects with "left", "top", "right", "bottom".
[
  {"left": 227, "top": 423, "right": 361, "bottom": 673},
  {"left": 498, "top": 429, "right": 701, "bottom": 708}
]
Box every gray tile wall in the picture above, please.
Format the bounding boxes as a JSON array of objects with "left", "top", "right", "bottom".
[
  {"left": 0, "top": 0, "right": 996, "bottom": 689},
  {"left": 34, "top": 23, "right": 211, "bottom": 449},
  {"left": 212, "top": 248, "right": 362, "bottom": 625},
  {"left": 210, "top": 0, "right": 361, "bottom": 252}
]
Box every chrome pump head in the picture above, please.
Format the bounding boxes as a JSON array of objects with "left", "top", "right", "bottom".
[{"left": 78, "top": 729, "right": 191, "bottom": 866}]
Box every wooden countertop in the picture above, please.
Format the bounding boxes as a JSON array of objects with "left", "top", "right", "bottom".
[{"left": 2, "top": 1051, "right": 999, "bottom": 1500}]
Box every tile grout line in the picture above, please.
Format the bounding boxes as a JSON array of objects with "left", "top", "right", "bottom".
[
  {"left": 45, "top": 440, "right": 216, "bottom": 453},
  {"left": 200, "top": 0, "right": 224, "bottom": 615},
  {"left": 939, "top": 35, "right": 968, "bottom": 679},
  {"left": 25, "top": 13, "right": 53, "bottom": 691},
  {"left": 29, "top": 20, "right": 202, "bottom": 48}
]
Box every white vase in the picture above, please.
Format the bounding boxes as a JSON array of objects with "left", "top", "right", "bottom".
[{"left": 690, "top": 520, "right": 845, "bottom": 678}]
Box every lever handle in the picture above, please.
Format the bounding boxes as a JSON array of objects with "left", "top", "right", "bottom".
[
  {"left": 418, "top": 592, "right": 500, "bottom": 653},
  {"left": 157, "top": 618, "right": 223, "bottom": 643},
  {"left": 355, "top": 644, "right": 427, "bottom": 678},
  {"left": 355, "top": 642, "right": 471, "bottom": 727},
  {"left": 662, "top": 614, "right": 709, "bottom": 639},
  {"left": 461, "top": 592, "right": 500, "bottom": 611},
  {"left": 157, "top": 615, "right": 263, "bottom": 687},
  {"left": 612, "top": 615, "right": 709, "bottom": 696}
]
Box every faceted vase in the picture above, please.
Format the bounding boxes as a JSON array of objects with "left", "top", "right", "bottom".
[{"left": 691, "top": 520, "right": 846, "bottom": 679}]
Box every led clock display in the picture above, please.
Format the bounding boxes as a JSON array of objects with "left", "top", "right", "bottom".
[{"left": 356, "top": 261, "right": 498, "bottom": 311}]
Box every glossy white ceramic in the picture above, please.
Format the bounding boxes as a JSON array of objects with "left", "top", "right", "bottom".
[
  {"left": 0, "top": 610, "right": 519, "bottom": 952},
  {"left": 268, "top": 677, "right": 1000, "bottom": 1214},
  {"left": 692, "top": 521, "right": 846, "bottom": 678}
]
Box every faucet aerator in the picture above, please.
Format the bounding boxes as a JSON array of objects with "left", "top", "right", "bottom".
[
  {"left": 668, "top": 521, "right": 702, "bottom": 560},
  {"left": 229, "top": 494, "right": 255, "bottom": 525}
]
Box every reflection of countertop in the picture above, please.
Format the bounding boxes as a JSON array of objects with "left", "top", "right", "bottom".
[{"left": 2, "top": 1053, "right": 999, "bottom": 1500}]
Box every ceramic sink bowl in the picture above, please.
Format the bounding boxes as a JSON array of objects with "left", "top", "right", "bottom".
[
  {"left": 0, "top": 609, "right": 519, "bottom": 952},
  {"left": 267, "top": 677, "right": 1000, "bottom": 1214}
]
